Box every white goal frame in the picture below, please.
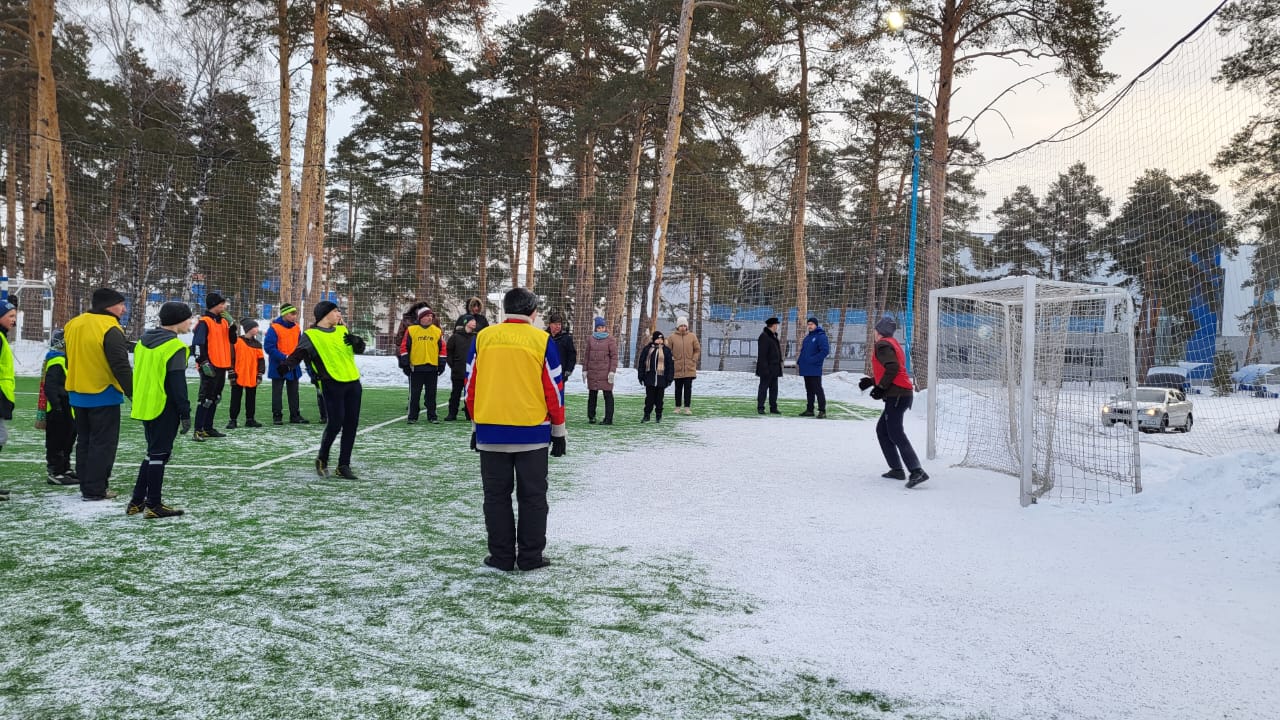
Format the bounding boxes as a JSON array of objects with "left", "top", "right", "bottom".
[{"left": 926, "top": 276, "right": 1141, "bottom": 506}]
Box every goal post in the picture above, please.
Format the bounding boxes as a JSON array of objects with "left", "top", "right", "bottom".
[{"left": 927, "top": 276, "right": 1141, "bottom": 505}]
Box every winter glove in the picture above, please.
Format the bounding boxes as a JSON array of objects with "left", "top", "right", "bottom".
[
  {"left": 343, "top": 332, "right": 357, "bottom": 345},
  {"left": 550, "top": 435, "right": 566, "bottom": 457},
  {"left": 200, "top": 363, "right": 216, "bottom": 378},
  {"left": 437, "top": 364, "right": 446, "bottom": 377},
  {"left": 858, "top": 376, "right": 874, "bottom": 391},
  {"left": 869, "top": 386, "right": 886, "bottom": 400},
  {"left": 607, "top": 372, "right": 615, "bottom": 384},
  {"left": 180, "top": 415, "right": 192, "bottom": 434},
  {"left": 470, "top": 431, "right": 478, "bottom": 452},
  {"left": 257, "top": 374, "right": 263, "bottom": 385},
  {"left": 402, "top": 366, "right": 412, "bottom": 377},
  {"left": 397, "top": 354, "right": 410, "bottom": 369},
  {"left": 35, "top": 409, "right": 47, "bottom": 431},
  {"left": 228, "top": 370, "right": 238, "bottom": 383},
  {"left": 220, "top": 311, "right": 235, "bottom": 325}
]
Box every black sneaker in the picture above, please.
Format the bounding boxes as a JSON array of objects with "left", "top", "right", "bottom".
[
  {"left": 225, "top": 419, "right": 239, "bottom": 429},
  {"left": 407, "top": 418, "right": 419, "bottom": 425},
  {"left": 757, "top": 409, "right": 766, "bottom": 415},
  {"left": 144, "top": 504, "right": 185, "bottom": 519},
  {"left": 641, "top": 416, "right": 650, "bottom": 423},
  {"left": 47, "top": 472, "right": 79, "bottom": 485},
  {"left": 273, "top": 417, "right": 284, "bottom": 426},
  {"left": 203, "top": 428, "right": 227, "bottom": 438},
  {"left": 245, "top": 419, "right": 263, "bottom": 428},
  {"left": 588, "top": 418, "right": 596, "bottom": 424},
  {"left": 315, "top": 457, "right": 329, "bottom": 478},
  {"left": 600, "top": 419, "right": 613, "bottom": 425},
  {"left": 816, "top": 411, "right": 826, "bottom": 419},
  {"left": 335, "top": 465, "right": 360, "bottom": 480},
  {"left": 192, "top": 430, "right": 208, "bottom": 442},
  {"left": 518, "top": 558, "right": 551, "bottom": 571},
  {"left": 126, "top": 501, "right": 145, "bottom": 516},
  {"left": 65, "top": 470, "right": 78, "bottom": 480},
  {"left": 429, "top": 418, "right": 440, "bottom": 424},
  {"left": 290, "top": 417, "right": 310, "bottom": 424},
  {"left": 798, "top": 410, "right": 815, "bottom": 417},
  {"left": 0, "top": 488, "right": 10, "bottom": 500},
  {"left": 769, "top": 409, "right": 782, "bottom": 415},
  {"left": 483, "top": 556, "right": 515, "bottom": 572},
  {"left": 882, "top": 469, "right": 907, "bottom": 480},
  {"left": 906, "top": 469, "right": 929, "bottom": 488}
]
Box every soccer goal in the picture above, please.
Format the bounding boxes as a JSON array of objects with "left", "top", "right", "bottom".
[{"left": 926, "top": 277, "right": 1140, "bottom": 505}]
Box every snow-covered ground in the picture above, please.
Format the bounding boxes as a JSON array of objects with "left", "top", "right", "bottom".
[{"left": 11, "top": 339, "right": 1278, "bottom": 718}]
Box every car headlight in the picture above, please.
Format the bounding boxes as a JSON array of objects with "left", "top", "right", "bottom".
[
  {"left": 1102, "top": 405, "right": 1111, "bottom": 413},
  {"left": 1145, "top": 408, "right": 1159, "bottom": 416}
]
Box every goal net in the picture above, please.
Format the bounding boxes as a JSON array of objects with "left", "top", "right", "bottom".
[{"left": 927, "top": 278, "right": 1139, "bottom": 504}]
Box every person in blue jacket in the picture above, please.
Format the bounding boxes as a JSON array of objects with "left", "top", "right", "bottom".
[
  {"left": 263, "top": 303, "right": 310, "bottom": 425},
  {"left": 797, "top": 317, "right": 830, "bottom": 418}
]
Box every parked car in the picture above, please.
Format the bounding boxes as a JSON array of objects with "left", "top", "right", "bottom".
[{"left": 1101, "top": 387, "right": 1194, "bottom": 433}]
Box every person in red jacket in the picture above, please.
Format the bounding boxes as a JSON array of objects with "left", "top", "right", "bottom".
[
  {"left": 859, "top": 315, "right": 928, "bottom": 488},
  {"left": 227, "top": 319, "right": 266, "bottom": 428}
]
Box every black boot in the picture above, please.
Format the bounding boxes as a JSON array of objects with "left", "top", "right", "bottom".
[
  {"left": 882, "top": 468, "right": 906, "bottom": 480},
  {"left": 906, "top": 469, "right": 929, "bottom": 488}
]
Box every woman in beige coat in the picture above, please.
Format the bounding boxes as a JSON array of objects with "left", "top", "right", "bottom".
[{"left": 667, "top": 316, "right": 701, "bottom": 415}]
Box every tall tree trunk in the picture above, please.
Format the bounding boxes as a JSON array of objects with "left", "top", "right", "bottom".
[
  {"left": 604, "top": 20, "right": 660, "bottom": 337},
  {"left": 418, "top": 101, "right": 433, "bottom": 299},
  {"left": 24, "top": 65, "right": 46, "bottom": 339},
  {"left": 478, "top": 203, "right": 489, "bottom": 306},
  {"left": 789, "top": 21, "right": 811, "bottom": 357},
  {"left": 296, "top": 0, "right": 329, "bottom": 304},
  {"left": 524, "top": 111, "right": 540, "bottom": 290},
  {"left": 572, "top": 136, "right": 597, "bottom": 339},
  {"left": 278, "top": 0, "right": 294, "bottom": 308},
  {"left": 506, "top": 192, "right": 518, "bottom": 289},
  {"left": 920, "top": 1, "right": 960, "bottom": 388},
  {"left": 4, "top": 139, "right": 15, "bottom": 277},
  {"left": 646, "top": 0, "right": 697, "bottom": 336}
]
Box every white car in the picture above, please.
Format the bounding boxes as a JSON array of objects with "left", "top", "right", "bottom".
[{"left": 1101, "top": 387, "right": 1194, "bottom": 433}]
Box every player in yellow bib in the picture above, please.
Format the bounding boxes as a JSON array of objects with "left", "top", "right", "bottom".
[
  {"left": 0, "top": 298, "right": 16, "bottom": 501},
  {"left": 126, "top": 302, "right": 195, "bottom": 518},
  {"left": 282, "top": 301, "right": 366, "bottom": 479}
]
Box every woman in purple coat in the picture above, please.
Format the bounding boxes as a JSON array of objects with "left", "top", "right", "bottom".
[{"left": 582, "top": 317, "right": 618, "bottom": 425}]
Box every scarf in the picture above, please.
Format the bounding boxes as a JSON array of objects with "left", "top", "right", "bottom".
[
  {"left": 653, "top": 344, "right": 665, "bottom": 375},
  {"left": 592, "top": 331, "right": 609, "bottom": 340}
]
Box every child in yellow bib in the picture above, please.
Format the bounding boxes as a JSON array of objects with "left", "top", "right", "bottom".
[{"left": 126, "top": 302, "right": 195, "bottom": 519}]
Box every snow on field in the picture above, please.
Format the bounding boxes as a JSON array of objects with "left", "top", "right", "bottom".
[{"left": 10, "top": 339, "right": 1278, "bottom": 718}]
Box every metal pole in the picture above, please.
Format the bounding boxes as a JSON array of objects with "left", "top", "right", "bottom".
[{"left": 904, "top": 42, "right": 921, "bottom": 374}]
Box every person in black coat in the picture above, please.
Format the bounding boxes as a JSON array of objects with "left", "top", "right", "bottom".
[
  {"left": 547, "top": 311, "right": 577, "bottom": 381},
  {"left": 637, "top": 331, "right": 675, "bottom": 423},
  {"left": 755, "top": 317, "right": 783, "bottom": 414}
]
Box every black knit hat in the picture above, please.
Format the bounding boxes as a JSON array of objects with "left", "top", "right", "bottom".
[
  {"left": 240, "top": 317, "right": 259, "bottom": 333},
  {"left": 807, "top": 316, "right": 820, "bottom": 326},
  {"left": 158, "top": 301, "right": 193, "bottom": 326},
  {"left": 503, "top": 287, "right": 538, "bottom": 316},
  {"left": 314, "top": 300, "right": 339, "bottom": 323},
  {"left": 91, "top": 287, "right": 127, "bottom": 312},
  {"left": 875, "top": 315, "right": 897, "bottom": 337},
  {"left": 455, "top": 313, "right": 470, "bottom": 329},
  {"left": 205, "top": 292, "right": 228, "bottom": 309},
  {"left": 652, "top": 330, "right": 664, "bottom": 341}
]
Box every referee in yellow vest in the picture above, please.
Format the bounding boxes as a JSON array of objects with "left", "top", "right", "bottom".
[
  {"left": 64, "top": 288, "right": 134, "bottom": 501},
  {"left": 282, "top": 301, "right": 366, "bottom": 479}
]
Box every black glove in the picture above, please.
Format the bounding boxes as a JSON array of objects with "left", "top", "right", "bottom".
[
  {"left": 858, "top": 376, "right": 874, "bottom": 391},
  {"left": 470, "top": 431, "right": 478, "bottom": 452},
  {"left": 343, "top": 332, "right": 356, "bottom": 345},
  {"left": 228, "top": 370, "right": 238, "bottom": 383},
  {"left": 437, "top": 364, "right": 446, "bottom": 376},
  {"left": 402, "top": 367, "right": 412, "bottom": 377},
  {"left": 550, "top": 435, "right": 566, "bottom": 457},
  {"left": 869, "top": 386, "right": 886, "bottom": 400},
  {"left": 397, "top": 355, "right": 410, "bottom": 370},
  {"left": 180, "top": 414, "right": 192, "bottom": 434}
]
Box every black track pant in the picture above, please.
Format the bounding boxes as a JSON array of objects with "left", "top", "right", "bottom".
[
  {"left": 45, "top": 408, "right": 77, "bottom": 475},
  {"left": 229, "top": 385, "right": 257, "bottom": 422},
  {"left": 74, "top": 405, "right": 121, "bottom": 498},
  {"left": 480, "top": 448, "right": 549, "bottom": 569},
  {"left": 408, "top": 371, "right": 439, "bottom": 421},
  {"left": 271, "top": 377, "right": 301, "bottom": 421},
  {"left": 319, "top": 380, "right": 362, "bottom": 467},
  {"left": 588, "top": 390, "right": 614, "bottom": 423},
  {"left": 803, "top": 375, "right": 826, "bottom": 412},
  {"left": 876, "top": 395, "right": 921, "bottom": 472},
  {"left": 195, "top": 368, "right": 227, "bottom": 432},
  {"left": 643, "top": 385, "right": 666, "bottom": 420},
  {"left": 448, "top": 377, "right": 468, "bottom": 419},
  {"left": 756, "top": 376, "right": 779, "bottom": 412},
  {"left": 673, "top": 378, "right": 693, "bottom": 408},
  {"left": 131, "top": 408, "right": 179, "bottom": 508}
]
